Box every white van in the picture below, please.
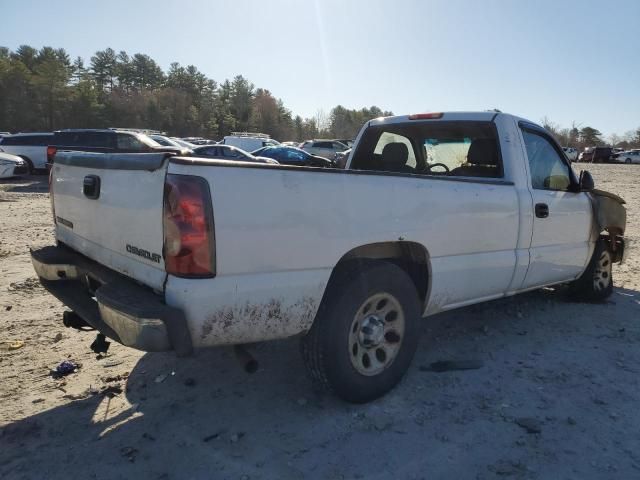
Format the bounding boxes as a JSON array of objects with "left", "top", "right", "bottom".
[
  {"left": 0, "top": 133, "right": 54, "bottom": 173},
  {"left": 222, "top": 132, "right": 279, "bottom": 153}
]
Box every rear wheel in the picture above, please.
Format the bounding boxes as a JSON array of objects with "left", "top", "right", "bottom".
[
  {"left": 301, "top": 262, "right": 421, "bottom": 403},
  {"left": 569, "top": 239, "right": 613, "bottom": 301},
  {"left": 19, "top": 156, "right": 34, "bottom": 174},
  {"left": 626, "top": 158, "right": 632, "bottom": 164}
]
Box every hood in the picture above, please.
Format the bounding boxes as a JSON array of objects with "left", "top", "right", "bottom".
[{"left": 0, "top": 151, "right": 24, "bottom": 164}]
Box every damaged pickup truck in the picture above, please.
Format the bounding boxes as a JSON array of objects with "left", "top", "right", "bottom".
[{"left": 32, "top": 111, "right": 626, "bottom": 403}]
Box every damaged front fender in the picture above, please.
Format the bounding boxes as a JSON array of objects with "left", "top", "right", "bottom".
[{"left": 588, "top": 188, "right": 627, "bottom": 263}]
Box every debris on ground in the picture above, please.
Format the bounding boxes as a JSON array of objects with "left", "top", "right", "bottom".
[
  {"left": 1, "top": 340, "right": 26, "bottom": 351},
  {"left": 184, "top": 377, "right": 196, "bottom": 387},
  {"left": 203, "top": 430, "right": 226, "bottom": 442},
  {"left": 52, "top": 333, "right": 63, "bottom": 343},
  {"left": 103, "top": 372, "right": 129, "bottom": 383},
  {"left": 51, "top": 360, "right": 80, "bottom": 378},
  {"left": 420, "top": 360, "right": 484, "bottom": 372},
  {"left": 515, "top": 417, "right": 542, "bottom": 434},
  {"left": 101, "top": 384, "right": 123, "bottom": 398},
  {"left": 101, "top": 358, "right": 124, "bottom": 368},
  {"left": 120, "top": 446, "right": 138, "bottom": 462}
]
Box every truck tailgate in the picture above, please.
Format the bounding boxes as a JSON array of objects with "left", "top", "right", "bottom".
[{"left": 51, "top": 152, "right": 169, "bottom": 290}]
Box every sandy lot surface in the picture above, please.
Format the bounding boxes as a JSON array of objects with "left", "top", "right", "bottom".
[{"left": 1, "top": 165, "right": 639, "bottom": 480}]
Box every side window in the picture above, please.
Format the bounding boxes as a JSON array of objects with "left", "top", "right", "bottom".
[
  {"left": 223, "top": 148, "right": 244, "bottom": 159},
  {"left": 267, "top": 148, "right": 284, "bottom": 160},
  {"left": 314, "top": 141, "right": 332, "bottom": 149},
  {"left": 285, "top": 149, "right": 306, "bottom": 162},
  {"left": 34, "top": 135, "right": 52, "bottom": 146},
  {"left": 198, "top": 147, "right": 217, "bottom": 156},
  {"left": 0, "top": 136, "right": 18, "bottom": 146},
  {"left": 116, "top": 133, "right": 145, "bottom": 151},
  {"left": 521, "top": 130, "right": 571, "bottom": 190},
  {"left": 84, "top": 132, "right": 113, "bottom": 148}
]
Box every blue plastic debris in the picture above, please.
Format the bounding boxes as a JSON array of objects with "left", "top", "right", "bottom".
[{"left": 55, "top": 360, "right": 78, "bottom": 376}]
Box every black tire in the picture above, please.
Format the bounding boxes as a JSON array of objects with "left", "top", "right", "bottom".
[
  {"left": 301, "top": 262, "right": 421, "bottom": 403},
  {"left": 569, "top": 239, "right": 614, "bottom": 302},
  {"left": 19, "top": 156, "right": 34, "bottom": 174},
  {"left": 625, "top": 158, "right": 632, "bottom": 164}
]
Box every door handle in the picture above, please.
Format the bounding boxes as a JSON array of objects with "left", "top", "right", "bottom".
[{"left": 535, "top": 203, "right": 549, "bottom": 218}]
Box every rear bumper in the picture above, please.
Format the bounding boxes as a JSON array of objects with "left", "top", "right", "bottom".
[{"left": 31, "top": 245, "right": 193, "bottom": 356}]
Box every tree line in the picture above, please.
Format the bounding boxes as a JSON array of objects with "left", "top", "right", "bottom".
[
  {"left": 1, "top": 45, "right": 637, "bottom": 148},
  {"left": 0, "top": 45, "right": 392, "bottom": 141},
  {"left": 541, "top": 117, "right": 640, "bottom": 151}
]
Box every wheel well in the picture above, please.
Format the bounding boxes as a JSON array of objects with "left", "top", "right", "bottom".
[
  {"left": 327, "top": 241, "right": 431, "bottom": 309},
  {"left": 18, "top": 155, "right": 33, "bottom": 169}
]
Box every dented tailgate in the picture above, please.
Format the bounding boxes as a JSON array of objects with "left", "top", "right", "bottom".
[{"left": 51, "top": 152, "right": 169, "bottom": 290}]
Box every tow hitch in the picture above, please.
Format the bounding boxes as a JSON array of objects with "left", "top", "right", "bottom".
[{"left": 90, "top": 333, "right": 111, "bottom": 355}]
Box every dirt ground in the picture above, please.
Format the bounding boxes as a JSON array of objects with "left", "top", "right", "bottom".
[{"left": 1, "top": 165, "right": 639, "bottom": 480}]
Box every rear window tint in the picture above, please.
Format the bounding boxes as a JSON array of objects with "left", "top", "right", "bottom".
[{"left": 55, "top": 132, "right": 114, "bottom": 148}]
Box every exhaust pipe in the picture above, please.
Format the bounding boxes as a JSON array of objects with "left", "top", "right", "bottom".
[{"left": 234, "top": 345, "right": 258, "bottom": 374}]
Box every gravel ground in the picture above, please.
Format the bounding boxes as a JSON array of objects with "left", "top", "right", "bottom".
[{"left": 1, "top": 165, "right": 639, "bottom": 480}]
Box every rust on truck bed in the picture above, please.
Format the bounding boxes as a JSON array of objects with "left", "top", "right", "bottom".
[{"left": 200, "top": 296, "right": 319, "bottom": 345}]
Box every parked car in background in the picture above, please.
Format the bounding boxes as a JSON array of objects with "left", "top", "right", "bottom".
[
  {"left": 578, "top": 147, "right": 592, "bottom": 162},
  {"left": 170, "top": 137, "right": 197, "bottom": 149},
  {"left": 334, "top": 138, "right": 354, "bottom": 148},
  {"left": 611, "top": 150, "right": 640, "bottom": 164},
  {"left": 46, "top": 129, "right": 189, "bottom": 169},
  {"left": 222, "top": 132, "right": 279, "bottom": 152},
  {"left": 333, "top": 148, "right": 352, "bottom": 169},
  {"left": 0, "top": 151, "right": 27, "bottom": 178},
  {"left": 192, "top": 144, "right": 278, "bottom": 164},
  {"left": 251, "top": 146, "right": 333, "bottom": 167},
  {"left": 562, "top": 147, "right": 577, "bottom": 162},
  {"left": 280, "top": 141, "right": 299, "bottom": 147},
  {"left": 300, "top": 139, "right": 349, "bottom": 159},
  {"left": 183, "top": 137, "right": 216, "bottom": 145},
  {"left": 0, "top": 132, "right": 54, "bottom": 173},
  {"left": 579, "top": 146, "right": 612, "bottom": 163},
  {"left": 150, "top": 135, "right": 192, "bottom": 151}
]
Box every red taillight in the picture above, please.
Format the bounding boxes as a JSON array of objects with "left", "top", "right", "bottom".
[
  {"left": 408, "top": 112, "right": 444, "bottom": 120},
  {"left": 163, "top": 174, "right": 215, "bottom": 277},
  {"left": 46, "top": 145, "right": 57, "bottom": 165}
]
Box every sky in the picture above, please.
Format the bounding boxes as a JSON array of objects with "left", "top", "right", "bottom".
[{"left": 2, "top": 0, "right": 639, "bottom": 137}]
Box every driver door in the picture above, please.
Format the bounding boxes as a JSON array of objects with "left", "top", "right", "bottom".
[{"left": 519, "top": 126, "right": 592, "bottom": 288}]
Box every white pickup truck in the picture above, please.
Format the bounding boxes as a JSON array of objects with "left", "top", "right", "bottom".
[{"left": 32, "top": 111, "right": 626, "bottom": 403}]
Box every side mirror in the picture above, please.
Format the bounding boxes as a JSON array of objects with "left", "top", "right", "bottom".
[{"left": 579, "top": 170, "right": 595, "bottom": 191}]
